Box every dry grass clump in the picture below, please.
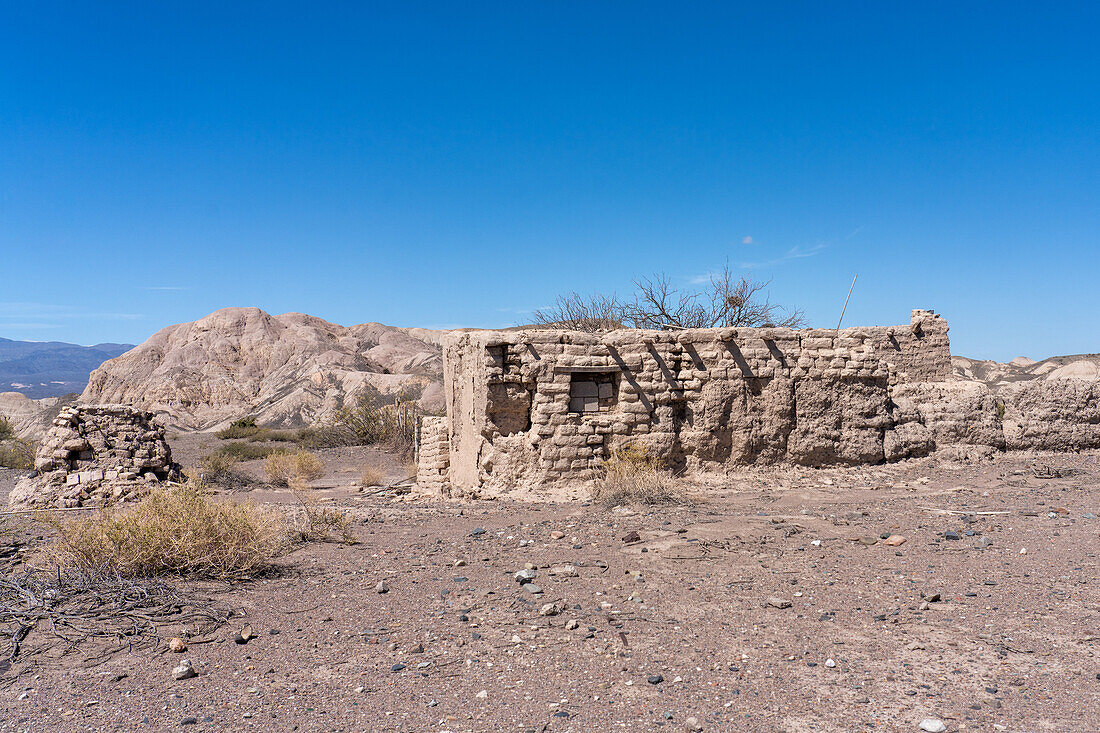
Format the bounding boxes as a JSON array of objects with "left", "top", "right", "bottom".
[
  {"left": 196, "top": 449, "right": 255, "bottom": 489},
  {"left": 264, "top": 451, "right": 324, "bottom": 487},
  {"left": 288, "top": 487, "right": 355, "bottom": 544},
  {"left": 360, "top": 466, "right": 384, "bottom": 488},
  {"left": 0, "top": 438, "right": 37, "bottom": 470},
  {"left": 44, "top": 483, "right": 286, "bottom": 579},
  {"left": 591, "top": 443, "right": 686, "bottom": 507}
]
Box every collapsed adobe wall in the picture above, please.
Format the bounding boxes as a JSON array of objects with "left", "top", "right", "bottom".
[
  {"left": 426, "top": 311, "right": 955, "bottom": 497},
  {"left": 416, "top": 416, "right": 451, "bottom": 494},
  {"left": 420, "top": 309, "right": 1100, "bottom": 498},
  {"left": 8, "top": 405, "right": 182, "bottom": 510}
]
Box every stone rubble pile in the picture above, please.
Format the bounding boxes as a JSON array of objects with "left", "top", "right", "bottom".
[{"left": 8, "top": 404, "right": 182, "bottom": 510}]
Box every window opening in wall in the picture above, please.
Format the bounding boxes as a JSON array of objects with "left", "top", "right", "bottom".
[{"left": 568, "top": 372, "right": 618, "bottom": 413}]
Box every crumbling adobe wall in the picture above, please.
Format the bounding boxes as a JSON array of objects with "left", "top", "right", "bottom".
[
  {"left": 8, "top": 405, "right": 181, "bottom": 510},
  {"left": 1001, "top": 380, "right": 1100, "bottom": 451},
  {"left": 416, "top": 416, "right": 451, "bottom": 494},
  {"left": 420, "top": 310, "right": 1100, "bottom": 497},
  {"left": 429, "top": 311, "right": 960, "bottom": 497}
]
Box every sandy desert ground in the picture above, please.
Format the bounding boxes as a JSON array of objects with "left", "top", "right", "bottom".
[{"left": 0, "top": 446, "right": 1097, "bottom": 733}]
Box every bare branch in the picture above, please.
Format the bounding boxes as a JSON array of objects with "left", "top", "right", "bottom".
[
  {"left": 527, "top": 263, "right": 805, "bottom": 332},
  {"left": 531, "top": 292, "right": 624, "bottom": 332}
]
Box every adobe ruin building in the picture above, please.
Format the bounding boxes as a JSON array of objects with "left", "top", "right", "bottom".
[
  {"left": 417, "top": 310, "right": 1100, "bottom": 497},
  {"left": 8, "top": 405, "right": 182, "bottom": 510}
]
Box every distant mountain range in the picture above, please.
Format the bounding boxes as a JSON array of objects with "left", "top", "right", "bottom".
[{"left": 0, "top": 338, "right": 134, "bottom": 398}]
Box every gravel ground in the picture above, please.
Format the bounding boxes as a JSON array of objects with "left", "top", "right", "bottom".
[{"left": 0, "top": 450, "right": 1097, "bottom": 732}]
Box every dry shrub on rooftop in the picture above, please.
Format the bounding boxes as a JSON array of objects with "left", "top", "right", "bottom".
[
  {"left": 264, "top": 451, "right": 324, "bottom": 487},
  {"left": 533, "top": 262, "right": 805, "bottom": 332},
  {"left": 591, "top": 442, "right": 687, "bottom": 507},
  {"left": 42, "top": 482, "right": 287, "bottom": 579}
]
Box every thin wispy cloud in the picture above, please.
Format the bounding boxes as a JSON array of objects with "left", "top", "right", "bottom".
[
  {"left": 739, "top": 242, "right": 830, "bottom": 270},
  {"left": 741, "top": 235, "right": 754, "bottom": 244},
  {"left": 0, "top": 302, "right": 143, "bottom": 322},
  {"left": 495, "top": 306, "right": 539, "bottom": 315}
]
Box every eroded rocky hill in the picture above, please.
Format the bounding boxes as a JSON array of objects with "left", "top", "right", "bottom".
[
  {"left": 953, "top": 353, "right": 1100, "bottom": 388},
  {"left": 81, "top": 307, "right": 445, "bottom": 430}
]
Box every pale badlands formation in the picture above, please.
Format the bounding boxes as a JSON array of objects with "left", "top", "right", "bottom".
[
  {"left": 953, "top": 352, "right": 1100, "bottom": 386},
  {"left": 0, "top": 391, "right": 72, "bottom": 439},
  {"left": 80, "top": 307, "right": 445, "bottom": 430}
]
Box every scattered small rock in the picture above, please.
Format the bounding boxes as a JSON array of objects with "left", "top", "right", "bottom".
[
  {"left": 539, "top": 603, "right": 561, "bottom": 617},
  {"left": 647, "top": 674, "right": 664, "bottom": 685},
  {"left": 168, "top": 637, "right": 187, "bottom": 653},
  {"left": 172, "top": 660, "right": 197, "bottom": 681},
  {"left": 376, "top": 580, "right": 389, "bottom": 594},
  {"left": 918, "top": 719, "right": 946, "bottom": 733},
  {"left": 883, "top": 535, "right": 907, "bottom": 546},
  {"left": 766, "top": 597, "right": 792, "bottom": 609},
  {"left": 514, "top": 569, "right": 537, "bottom": 584}
]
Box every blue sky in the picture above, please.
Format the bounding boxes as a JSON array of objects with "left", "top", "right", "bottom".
[{"left": 1, "top": 2, "right": 1097, "bottom": 360}]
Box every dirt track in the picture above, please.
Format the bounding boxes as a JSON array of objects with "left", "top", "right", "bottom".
[{"left": 1, "top": 449, "right": 1098, "bottom": 732}]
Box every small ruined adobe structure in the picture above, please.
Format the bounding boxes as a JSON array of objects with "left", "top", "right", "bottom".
[
  {"left": 419, "top": 310, "right": 962, "bottom": 497},
  {"left": 9, "top": 404, "right": 182, "bottom": 509}
]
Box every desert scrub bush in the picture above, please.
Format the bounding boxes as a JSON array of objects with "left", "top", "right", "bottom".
[
  {"left": 305, "top": 386, "right": 420, "bottom": 458},
  {"left": 360, "top": 466, "right": 384, "bottom": 488},
  {"left": 216, "top": 417, "right": 301, "bottom": 443},
  {"left": 264, "top": 451, "right": 324, "bottom": 487},
  {"left": 213, "top": 441, "right": 285, "bottom": 462},
  {"left": 590, "top": 443, "right": 685, "bottom": 507},
  {"left": 287, "top": 487, "right": 355, "bottom": 544},
  {"left": 0, "top": 415, "right": 14, "bottom": 441},
  {"left": 0, "top": 438, "right": 37, "bottom": 470},
  {"left": 43, "top": 483, "right": 286, "bottom": 579},
  {"left": 195, "top": 450, "right": 253, "bottom": 489},
  {"left": 215, "top": 417, "right": 257, "bottom": 439}
]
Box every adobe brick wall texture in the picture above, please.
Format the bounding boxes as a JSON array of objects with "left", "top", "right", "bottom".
[{"left": 420, "top": 310, "right": 1100, "bottom": 498}]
